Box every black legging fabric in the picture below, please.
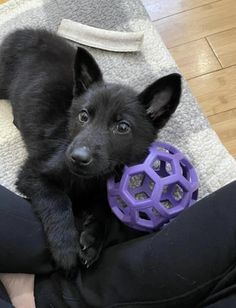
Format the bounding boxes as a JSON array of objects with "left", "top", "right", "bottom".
[{"left": 0, "top": 182, "right": 236, "bottom": 308}]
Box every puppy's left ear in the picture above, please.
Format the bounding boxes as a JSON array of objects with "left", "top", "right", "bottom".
[
  {"left": 138, "top": 73, "right": 181, "bottom": 130},
  {"left": 74, "top": 47, "right": 103, "bottom": 96}
]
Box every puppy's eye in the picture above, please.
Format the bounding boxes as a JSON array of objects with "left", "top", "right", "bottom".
[
  {"left": 115, "top": 121, "right": 131, "bottom": 134},
  {"left": 78, "top": 110, "right": 89, "bottom": 123}
]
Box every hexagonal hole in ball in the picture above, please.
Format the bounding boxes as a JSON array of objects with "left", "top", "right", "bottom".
[
  {"left": 172, "top": 184, "right": 184, "bottom": 201},
  {"left": 135, "top": 192, "right": 149, "bottom": 201},
  {"left": 128, "top": 172, "right": 155, "bottom": 201},
  {"left": 165, "top": 161, "right": 173, "bottom": 175},
  {"left": 148, "top": 179, "right": 155, "bottom": 191},
  {"left": 139, "top": 211, "right": 151, "bottom": 220},
  {"left": 180, "top": 159, "right": 191, "bottom": 181},
  {"left": 163, "top": 185, "right": 169, "bottom": 194},
  {"left": 129, "top": 173, "right": 145, "bottom": 189},
  {"left": 152, "top": 159, "right": 161, "bottom": 172},
  {"left": 116, "top": 196, "right": 127, "bottom": 214},
  {"left": 152, "top": 159, "right": 172, "bottom": 178},
  {"left": 161, "top": 199, "right": 173, "bottom": 209}
]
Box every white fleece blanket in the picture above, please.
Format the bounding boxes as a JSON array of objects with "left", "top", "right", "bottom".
[{"left": 0, "top": 0, "right": 236, "bottom": 199}]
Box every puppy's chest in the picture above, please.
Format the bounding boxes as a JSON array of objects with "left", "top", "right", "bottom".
[{"left": 69, "top": 178, "right": 109, "bottom": 213}]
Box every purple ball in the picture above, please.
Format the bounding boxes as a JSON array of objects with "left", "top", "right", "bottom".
[{"left": 107, "top": 141, "right": 199, "bottom": 232}]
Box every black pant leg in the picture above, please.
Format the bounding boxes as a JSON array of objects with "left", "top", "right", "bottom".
[
  {"left": 0, "top": 298, "right": 13, "bottom": 308},
  {"left": 1, "top": 182, "right": 236, "bottom": 308},
  {"left": 76, "top": 181, "right": 236, "bottom": 308},
  {"left": 204, "top": 294, "right": 236, "bottom": 308},
  {"left": 0, "top": 185, "right": 53, "bottom": 274},
  {"left": 0, "top": 282, "right": 13, "bottom": 308},
  {"left": 201, "top": 258, "right": 236, "bottom": 307}
]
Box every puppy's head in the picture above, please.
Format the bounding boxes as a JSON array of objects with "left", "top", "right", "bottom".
[{"left": 66, "top": 47, "right": 181, "bottom": 178}]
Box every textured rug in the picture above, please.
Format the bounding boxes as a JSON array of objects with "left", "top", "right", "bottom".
[{"left": 0, "top": 0, "right": 236, "bottom": 199}]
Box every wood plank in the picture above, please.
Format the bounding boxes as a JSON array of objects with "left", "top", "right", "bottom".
[
  {"left": 207, "top": 28, "right": 236, "bottom": 68},
  {"left": 0, "top": 0, "right": 8, "bottom": 3},
  {"left": 141, "top": 0, "right": 220, "bottom": 21},
  {"left": 209, "top": 109, "right": 236, "bottom": 158},
  {"left": 155, "top": 0, "right": 236, "bottom": 48},
  {"left": 188, "top": 66, "right": 236, "bottom": 117},
  {"left": 169, "top": 38, "right": 221, "bottom": 80}
]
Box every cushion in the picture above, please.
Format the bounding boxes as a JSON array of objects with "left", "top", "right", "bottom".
[{"left": 0, "top": 0, "right": 236, "bottom": 198}]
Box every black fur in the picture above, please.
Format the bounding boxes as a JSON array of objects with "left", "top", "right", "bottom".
[{"left": 0, "top": 29, "right": 181, "bottom": 272}]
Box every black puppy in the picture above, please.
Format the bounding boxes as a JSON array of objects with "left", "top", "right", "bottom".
[{"left": 0, "top": 29, "right": 181, "bottom": 272}]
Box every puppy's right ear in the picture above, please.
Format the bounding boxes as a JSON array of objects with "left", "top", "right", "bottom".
[{"left": 73, "top": 47, "right": 103, "bottom": 96}]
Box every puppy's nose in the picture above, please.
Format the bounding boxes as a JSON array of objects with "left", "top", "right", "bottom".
[{"left": 71, "top": 146, "right": 92, "bottom": 165}]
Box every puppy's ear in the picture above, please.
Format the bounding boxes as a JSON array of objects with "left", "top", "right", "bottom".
[
  {"left": 74, "top": 47, "right": 103, "bottom": 95},
  {"left": 138, "top": 73, "right": 181, "bottom": 130}
]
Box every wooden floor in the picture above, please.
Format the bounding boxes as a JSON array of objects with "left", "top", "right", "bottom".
[
  {"left": 0, "top": 0, "right": 235, "bottom": 158},
  {"left": 142, "top": 0, "right": 236, "bottom": 158}
]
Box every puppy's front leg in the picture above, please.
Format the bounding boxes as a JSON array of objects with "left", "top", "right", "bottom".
[
  {"left": 17, "top": 175, "right": 80, "bottom": 273},
  {"left": 32, "top": 188, "right": 80, "bottom": 273}
]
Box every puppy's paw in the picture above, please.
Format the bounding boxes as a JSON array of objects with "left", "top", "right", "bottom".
[
  {"left": 78, "top": 215, "right": 106, "bottom": 268},
  {"left": 78, "top": 231, "right": 103, "bottom": 268}
]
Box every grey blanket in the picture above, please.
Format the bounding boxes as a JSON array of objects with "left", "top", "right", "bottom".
[{"left": 0, "top": 0, "right": 236, "bottom": 199}]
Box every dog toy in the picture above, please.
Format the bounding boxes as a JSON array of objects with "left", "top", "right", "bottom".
[
  {"left": 58, "top": 19, "right": 144, "bottom": 52},
  {"left": 107, "top": 141, "right": 199, "bottom": 232}
]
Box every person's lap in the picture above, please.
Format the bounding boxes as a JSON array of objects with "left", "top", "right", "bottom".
[
  {"left": 73, "top": 180, "right": 236, "bottom": 308},
  {"left": 0, "top": 182, "right": 236, "bottom": 307}
]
